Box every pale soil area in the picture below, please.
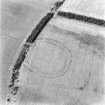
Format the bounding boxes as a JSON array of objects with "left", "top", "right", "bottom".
[{"left": 60, "top": 0, "right": 105, "bottom": 20}]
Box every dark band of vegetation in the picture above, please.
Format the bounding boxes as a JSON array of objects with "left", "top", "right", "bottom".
[
  {"left": 9, "top": 12, "right": 54, "bottom": 90},
  {"left": 26, "top": 1, "right": 65, "bottom": 43},
  {"left": 7, "top": 0, "right": 65, "bottom": 102},
  {"left": 58, "top": 11, "right": 105, "bottom": 26},
  {"left": 26, "top": 13, "right": 54, "bottom": 43}
]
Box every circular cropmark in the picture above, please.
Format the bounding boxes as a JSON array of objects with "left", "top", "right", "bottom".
[{"left": 26, "top": 38, "right": 72, "bottom": 78}]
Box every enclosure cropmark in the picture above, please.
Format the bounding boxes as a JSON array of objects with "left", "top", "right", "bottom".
[{"left": 24, "top": 38, "right": 72, "bottom": 78}]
